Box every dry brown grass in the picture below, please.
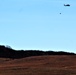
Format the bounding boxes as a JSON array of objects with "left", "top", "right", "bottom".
[{"left": 0, "top": 55, "right": 76, "bottom": 75}]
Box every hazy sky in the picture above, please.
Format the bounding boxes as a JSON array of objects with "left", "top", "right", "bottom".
[{"left": 0, "top": 0, "right": 76, "bottom": 53}]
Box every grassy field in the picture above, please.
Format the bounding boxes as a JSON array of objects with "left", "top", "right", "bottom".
[{"left": 0, "top": 55, "right": 76, "bottom": 75}]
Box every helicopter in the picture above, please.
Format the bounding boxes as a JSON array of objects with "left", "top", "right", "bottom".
[
  {"left": 64, "top": 4, "right": 70, "bottom": 6},
  {"left": 59, "top": 4, "right": 70, "bottom": 14}
]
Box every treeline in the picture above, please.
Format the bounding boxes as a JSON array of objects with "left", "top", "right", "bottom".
[{"left": 0, "top": 45, "right": 76, "bottom": 59}]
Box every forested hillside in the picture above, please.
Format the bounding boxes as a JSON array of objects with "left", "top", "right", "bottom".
[{"left": 0, "top": 45, "right": 75, "bottom": 59}]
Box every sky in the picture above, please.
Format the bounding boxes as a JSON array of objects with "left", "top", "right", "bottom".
[{"left": 0, "top": 0, "right": 76, "bottom": 53}]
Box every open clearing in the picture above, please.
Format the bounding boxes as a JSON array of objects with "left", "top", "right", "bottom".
[{"left": 0, "top": 55, "right": 76, "bottom": 75}]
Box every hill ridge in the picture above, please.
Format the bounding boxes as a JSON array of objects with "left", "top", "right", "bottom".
[{"left": 0, "top": 45, "right": 75, "bottom": 59}]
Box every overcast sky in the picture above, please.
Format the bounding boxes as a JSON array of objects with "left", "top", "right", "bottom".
[{"left": 0, "top": 0, "right": 76, "bottom": 53}]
